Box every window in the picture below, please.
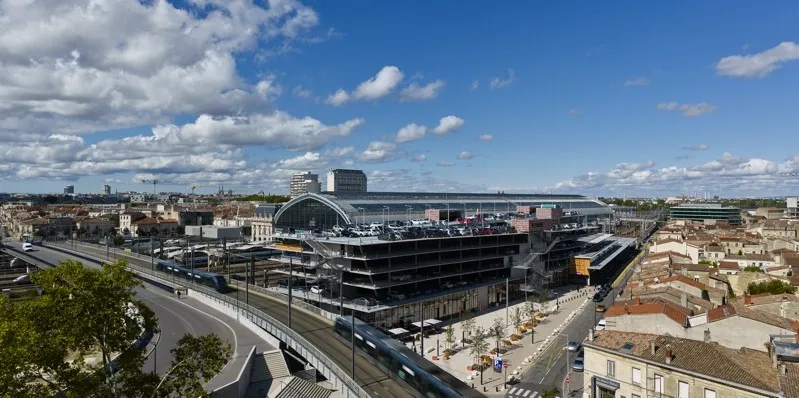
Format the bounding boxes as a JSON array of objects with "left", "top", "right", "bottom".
[
  {"left": 632, "top": 395, "right": 641, "bottom": 398},
  {"left": 607, "top": 360, "right": 616, "bottom": 377},
  {"left": 654, "top": 374, "right": 664, "bottom": 393},
  {"left": 679, "top": 381, "right": 689, "bottom": 398},
  {"left": 704, "top": 389, "right": 716, "bottom": 398},
  {"left": 632, "top": 367, "right": 642, "bottom": 385}
]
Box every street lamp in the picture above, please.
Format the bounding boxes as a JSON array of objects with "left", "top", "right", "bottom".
[
  {"left": 405, "top": 205, "right": 412, "bottom": 222},
  {"left": 558, "top": 333, "right": 571, "bottom": 397},
  {"left": 357, "top": 207, "right": 365, "bottom": 225},
  {"left": 382, "top": 206, "right": 390, "bottom": 226}
]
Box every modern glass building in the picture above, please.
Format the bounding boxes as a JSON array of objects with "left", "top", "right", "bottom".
[
  {"left": 669, "top": 203, "right": 742, "bottom": 225},
  {"left": 273, "top": 191, "right": 613, "bottom": 231}
]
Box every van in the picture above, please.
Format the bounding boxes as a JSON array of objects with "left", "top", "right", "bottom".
[{"left": 22, "top": 242, "right": 33, "bottom": 252}]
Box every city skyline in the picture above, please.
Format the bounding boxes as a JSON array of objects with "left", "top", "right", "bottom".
[{"left": 1, "top": 1, "right": 798, "bottom": 196}]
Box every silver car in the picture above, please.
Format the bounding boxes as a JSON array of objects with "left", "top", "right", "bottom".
[
  {"left": 572, "top": 357, "right": 584, "bottom": 372},
  {"left": 567, "top": 341, "right": 581, "bottom": 352}
]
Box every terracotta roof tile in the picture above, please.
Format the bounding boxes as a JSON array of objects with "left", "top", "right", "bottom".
[
  {"left": 657, "top": 274, "right": 707, "bottom": 290},
  {"left": 718, "top": 261, "right": 740, "bottom": 270},
  {"left": 588, "top": 331, "right": 788, "bottom": 394}
]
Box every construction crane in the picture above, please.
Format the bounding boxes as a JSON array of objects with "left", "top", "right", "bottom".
[{"left": 140, "top": 179, "right": 158, "bottom": 195}]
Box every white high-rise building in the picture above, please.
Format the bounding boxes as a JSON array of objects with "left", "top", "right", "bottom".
[
  {"left": 290, "top": 172, "right": 319, "bottom": 197},
  {"left": 326, "top": 169, "right": 367, "bottom": 193},
  {"left": 103, "top": 185, "right": 111, "bottom": 195}
]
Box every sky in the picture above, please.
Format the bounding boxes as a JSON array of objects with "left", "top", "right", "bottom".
[{"left": 1, "top": 0, "right": 798, "bottom": 197}]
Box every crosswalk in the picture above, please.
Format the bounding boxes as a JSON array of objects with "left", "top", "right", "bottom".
[{"left": 506, "top": 387, "right": 539, "bottom": 397}]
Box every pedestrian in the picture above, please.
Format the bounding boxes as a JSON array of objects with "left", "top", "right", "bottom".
[{"left": 177, "top": 290, "right": 182, "bottom": 300}]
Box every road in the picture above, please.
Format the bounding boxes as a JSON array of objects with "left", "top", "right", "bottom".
[
  {"left": 3, "top": 242, "right": 238, "bottom": 375},
  {"left": 510, "top": 269, "right": 637, "bottom": 397},
  {"left": 39, "top": 241, "right": 416, "bottom": 398}
]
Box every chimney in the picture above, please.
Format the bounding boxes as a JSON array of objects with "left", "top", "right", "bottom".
[
  {"left": 681, "top": 266, "right": 688, "bottom": 276},
  {"left": 665, "top": 344, "right": 673, "bottom": 365},
  {"left": 704, "top": 329, "right": 711, "bottom": 343},
  {"left": 681, "top": 292, "right": 688, "bottom": 308},
  {"left": 589, "top": 328, "right": 595, "bottom": 342},
  {"left": 634, "top": 296, "right": 641, "bottom": 306},
  {"left": 781, "top": 363, "right": 788, "bottom": 376},
  {"left": 745, "top": 294, "right": 752, "bottom": 305},
  {"left": 650, "top": 340, "right": 656, "bottom": 355}
]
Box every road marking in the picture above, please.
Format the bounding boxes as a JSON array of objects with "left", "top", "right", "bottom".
[
  {"left": 524, "top": 390, "right": 532, "bottom": 397},
  {"left": 509, "top": 387, "right": 518, "bottom": 394}
]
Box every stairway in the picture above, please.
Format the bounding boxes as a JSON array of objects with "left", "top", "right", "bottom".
[
  {"left": 274, "top": 377, "right": 332, "bottom": 398},
  {"left": 250, "top": 350, "right": 290, "bottom": 383}
]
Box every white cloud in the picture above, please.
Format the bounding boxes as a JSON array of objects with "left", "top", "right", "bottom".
[
  {"left": 256, "top": 75, "right": 282, "bottom": 101},
  {"left": 324, "top": 89, "right": 351, "bottom": 106},
  {"left": 682, "top": 144, "right": 709, "bottom": 151},
  {"left": 292, "top": 85, "right": 312, "bottom": 98},
  {"left": 395, "top": 123, "right": 427, "bottom": 143},
  {"left": 432, "top": 116, "right": 465, "bottom": 135},
  {"left": 411, "top": 154, "right": 426, "bottom": 162},
  {"left": 436, "top": 161, "right": 455, "bottom": 167},
  {"left": 399, "top": 80, "right": 445, "bottom": 102},
  {"left": 716, "top": 42, "right": 799, "bottom": 78},
  {"left": 568, "top": 108, "right": 582, "bottom": 116},
  {"left": 273, "top": 152, "right": 325, "bottom": 170},
  {"left": 656, "top": 102, "right": 718, "bottom": 117},
  {"left": 470, "top": 80, "right": 479, "bottom": 91},
  {"left": 554, "top": 153, "right": 799, "bottom": 195},
  {"left": 357, "top": 141, "right": 397, "bottom": 163},
  {"left": 0, "top": 0, "right": 320, "bottom": 137},
  {"left": 490, "top": 69, "right": 516, "bottom": 89},
  {"left": 624, "top": 77, "right": 650, "bottom": 87},
  {"left": 478, "top": 134, "right": 493, "bottom": 141},
  {"left": 325, "top": 66, "right": 404, "bottom": 105},
  {"left": 327, "top": 146, "right": 355, "bottom": 157},
  {"left": 457, "top": 151, "right": 473, "bottom": 160}
]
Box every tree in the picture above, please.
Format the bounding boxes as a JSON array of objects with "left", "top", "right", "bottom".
[
  {"left": 511, "top": 307, "right": 522, "bottom": 336},
  {"left": 461, "top": 313, "right": 476, "bottom": 343},
  {"left": 540, "top": 387, "right": 560, "bottom": 398},
  {"left": 491, "top": 316, "right": 506, "bottom": 353},
  {"left": 444, "top": 322, "right": 455, "bottom": 355},
  {"left": 524, "top": 299, "right": 537, "bottom": 342},
  {"left": 468, "top": 326, "right": 489, "bottom": 369},
  {"left": 743, "top": 265, "right": 764, "bottom": 273},
  {"left": 0, "top": 260, "right": 232, "bottom": 397},
  {"left": 747, "top": 279, "right": 796, "bottom": 295}
]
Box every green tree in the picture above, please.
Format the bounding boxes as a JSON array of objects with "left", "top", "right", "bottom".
[
  {"left": 444, "top": 322, "right": 455, "bottom": 355},
  {"left": 468, "top": 326, "right": 489, "bottom": 370},
  {"left": 461, "top": 313, "right": 476, "bottom": 343},
  {"left": 491, "top": 316, "right": 506, "bottom": 353},
  {"left": 540, "top": 386, "right": 560, "bottom": 398},
  {"left": 0, "top": 260, "right": 232, "bottom": 398},
  {"left": 743, "top": 265, "right": 764, "bottom": 273},
  {"left": 511, "top": 307, "right": 522, "bottom": 336},
  {"left": 747, "top": 279, "right": 796, "bottom": 295}
]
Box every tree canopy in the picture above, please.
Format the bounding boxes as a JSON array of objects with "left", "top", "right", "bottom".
[
  {"left": 747, "top": 279, "right": 796, "bottom": 295},
  {"left": 0, "top": 260, "right": 232, "bottom": 397}
]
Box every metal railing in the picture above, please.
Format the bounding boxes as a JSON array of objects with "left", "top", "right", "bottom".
[{"left": 44, "top": 241, "right": 370, "bottom": 398}]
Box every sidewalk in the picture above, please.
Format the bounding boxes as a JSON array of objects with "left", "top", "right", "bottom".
[{"left": 419, "top": 286, "right": 593, "bottom": 396}]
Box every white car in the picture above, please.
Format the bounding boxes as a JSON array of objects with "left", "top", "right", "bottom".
[
  {"left": 595, "top": 319, "right": 607, "bottom": 331},
  {"left": 310, "top": 285, "right": 325, "bottom": 295},
  {"left": 22, "top": 242, "right": 33, "bottom": 252}
]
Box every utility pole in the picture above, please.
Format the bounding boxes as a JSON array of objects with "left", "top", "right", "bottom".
[{"left": 288, "top": 257, "right": 293, "bottom": 328}]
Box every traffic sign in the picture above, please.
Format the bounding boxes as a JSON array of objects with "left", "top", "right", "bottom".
[
  {"left": 566, "top": 376, "right": 571, "bottom": 384},
  {"left": 503, "top": 363, "right": 509, "bottom": 369},
  {"left": 493, "top": 358, "right": 503, "bottom": 369}
]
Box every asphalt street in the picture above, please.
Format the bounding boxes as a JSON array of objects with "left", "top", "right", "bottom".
[
  {"left": 4, "top": 242, "right": 238, "bottom": 375},
  {"left": 512, "top": 271, "right": 636, "bottom": 397}
]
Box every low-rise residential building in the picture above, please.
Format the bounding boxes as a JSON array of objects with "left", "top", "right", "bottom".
[
  {"left": 650, "top": 239, "right": 702, "bottom": 263},
  {"left": 722, "top": 253, "right": 778, "bottom": 270},
  {"left": 75, "top": 217, "right": 115, "bottom": 237},
  {"left": 583, "top": 330, "right": 799, "bottom": 398},
  {"left": 130, "top": 217, "right": 178, "bottom": 237}
]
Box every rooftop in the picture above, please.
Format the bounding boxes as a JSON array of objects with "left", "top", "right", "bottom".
[{"left": 587, "top": 330, "right": 799, "bottom": 397}]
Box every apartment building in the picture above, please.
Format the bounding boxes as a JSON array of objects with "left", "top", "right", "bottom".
[
  {"left": 326, "top": 169, "right": 367, "bottom": 193},
  {"left": 290, "top": 171, "right": 320, "bottom": 197},
  {"left": 583, "top": 330, "right": 799, "bottom": 398}
]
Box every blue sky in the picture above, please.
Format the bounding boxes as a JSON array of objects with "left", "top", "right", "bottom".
[{"left": 0, "top": 1, "right": 797, "bottom": 196}]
